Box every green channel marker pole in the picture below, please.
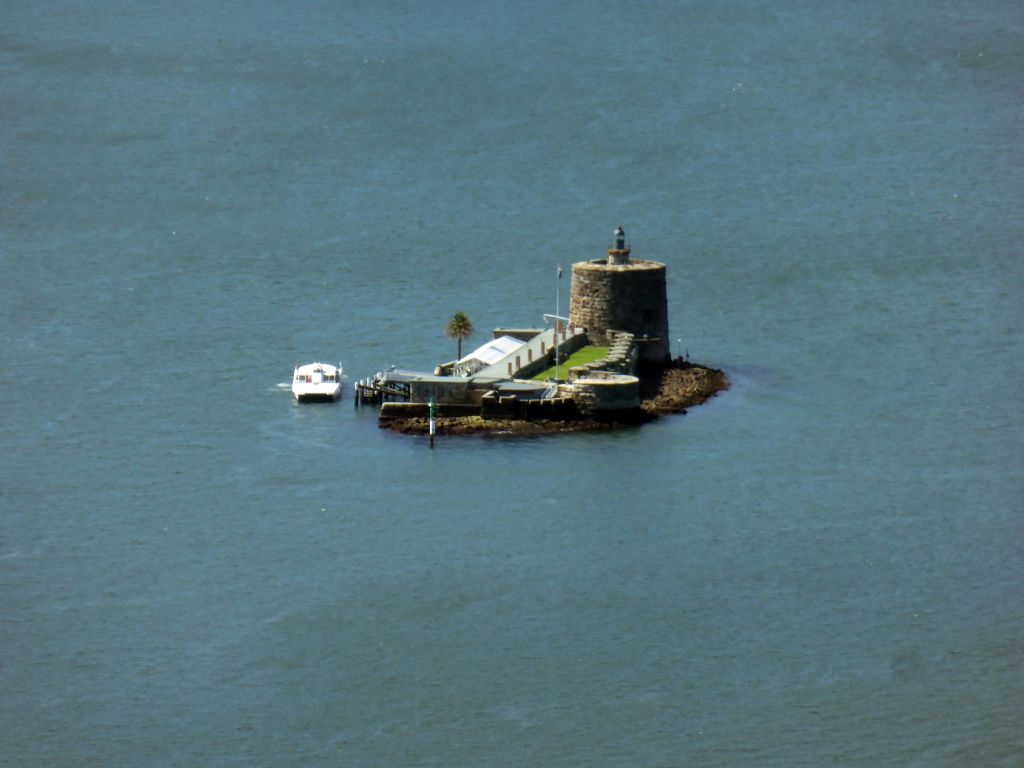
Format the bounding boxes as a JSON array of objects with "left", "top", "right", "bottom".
[{"left": 428, "top": 397, "right": 437, "bottom": 447}]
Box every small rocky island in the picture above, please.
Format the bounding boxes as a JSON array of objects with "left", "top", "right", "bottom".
[
  {"left": 360, "top": 227, "right": 729, "bottom": 437},
  {"left": 379, "top": 361, "right": 728, "bottom": 436}
]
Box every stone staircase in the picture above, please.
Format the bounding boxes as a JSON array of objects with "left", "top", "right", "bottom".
[{"left": 568, "top": 330, "right": 637, "bottom": 381}]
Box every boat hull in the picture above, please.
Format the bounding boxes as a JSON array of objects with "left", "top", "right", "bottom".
[{"left": 293, "top": 389, "right": 341, "bottom": 403}]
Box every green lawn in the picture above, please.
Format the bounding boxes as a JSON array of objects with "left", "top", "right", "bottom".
[{"left": 531, "top": 346, "right": 608, "bottom": 381}]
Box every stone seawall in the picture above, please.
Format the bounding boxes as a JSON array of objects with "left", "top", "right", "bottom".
[
  {"left": 378, "top": 362, "right": 728, "bottom": 436},
  {"left": 379, "top": 402, "right": 479, "bottom": 419},
  {"left": 572, "top": 372, "right": 641, "bottom": 412}
]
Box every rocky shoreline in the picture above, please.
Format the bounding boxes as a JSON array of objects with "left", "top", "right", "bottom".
[{"left": 379, "top": 361, "right": 728, "bottom": 436}]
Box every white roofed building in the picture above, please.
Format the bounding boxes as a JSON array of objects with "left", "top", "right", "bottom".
[{"left": 452, "top": 335, "right": 526, "bottom": 377}]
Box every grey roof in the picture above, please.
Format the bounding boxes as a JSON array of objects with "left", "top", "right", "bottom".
[
  {"left": 493, "top": 381, "right": 548, "bottom": 393},
  {"left": 382, "top": 370, "right": 468, "bottom": 386}
]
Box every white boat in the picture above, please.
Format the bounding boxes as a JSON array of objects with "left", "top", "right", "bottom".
[{"left": 292, "top": 362, "right": 343, "bottom": 403}]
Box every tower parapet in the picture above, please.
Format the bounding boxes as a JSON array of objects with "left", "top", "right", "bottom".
[{"left": 569, "top": 227, "right": 671, "bottom": 364}]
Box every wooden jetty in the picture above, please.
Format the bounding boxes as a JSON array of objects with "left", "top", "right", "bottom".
[{"left": 353, "top": 371, "right": 411, "bottom": 407}]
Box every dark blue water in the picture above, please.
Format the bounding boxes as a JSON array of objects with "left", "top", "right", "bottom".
[{"left": 3, "top": 2, "right": 1022, "bottom": 765}]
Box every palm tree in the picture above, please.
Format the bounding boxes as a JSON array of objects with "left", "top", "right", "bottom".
[{"left": 445, "top": 311, "right": 475, "bottom": 360}]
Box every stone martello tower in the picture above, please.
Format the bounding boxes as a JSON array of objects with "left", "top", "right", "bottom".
[{"left": 568, "top": 226, "right": 671, "bottom": 364}]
